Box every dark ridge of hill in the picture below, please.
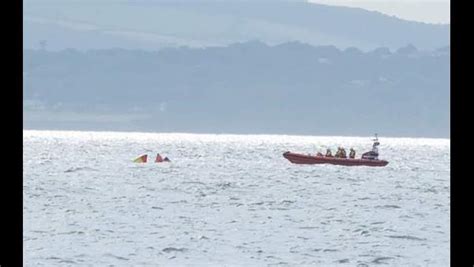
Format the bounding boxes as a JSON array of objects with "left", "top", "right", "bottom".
[{"left": 23, "top": 0, "right": 449, "bottom": 51}]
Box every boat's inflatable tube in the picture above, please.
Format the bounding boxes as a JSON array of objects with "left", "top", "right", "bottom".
[{"left": 283, "top": 151, "right": 388, "bottom": 167}]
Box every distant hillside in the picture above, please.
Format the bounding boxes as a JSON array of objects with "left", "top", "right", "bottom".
[
  {"left": 23, "top": 42, "right": 450, "bottom": 137},
  {"left": 23, "top": 0, "right": 449, "bottom": 51}
]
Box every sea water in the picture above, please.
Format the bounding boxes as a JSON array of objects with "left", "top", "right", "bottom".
[{"left": 23, "top": 130, "right": 450, "bottom": 266}]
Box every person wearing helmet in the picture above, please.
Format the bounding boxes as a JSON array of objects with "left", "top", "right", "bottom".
[
  {"left": 340, "top": 147, "right": 347, "bottom": 158},
  {"left": 349, "top": 148, "right": 356, "bottom": 159},
  {"left": 326, "top": 148, "right": 333, "bottom": 157}
]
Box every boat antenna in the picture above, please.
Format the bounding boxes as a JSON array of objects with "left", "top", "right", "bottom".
[{"left": 372, "top": 133, "right": 378, "bottom": 141}]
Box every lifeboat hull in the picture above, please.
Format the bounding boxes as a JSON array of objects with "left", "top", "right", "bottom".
[{"left": 283, "top": 151, "right": 388, "bottom": 167}]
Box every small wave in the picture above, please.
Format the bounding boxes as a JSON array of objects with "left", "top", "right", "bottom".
[
  {"left": 424, "top": 188, "right": 438, "bottom": 194},
  {"left": 32, "top": 230, "right": 49, "bottom": 234},
  {"left": 216, "top": 182, "right": 233, "bottom": 189},
  {"left": 372, "top": 257, "right": 394, "bottom": 264},
  {"left": 168, "top": 200, "right": 188, "bottom": 204},
  {"left": 271, "top": 207, "right": 290, "bottom": 210},
  {"left": 46, "top": 256, "right": 77, "bottom": 264},
  {"left": 375, "top": 205, "right": 401, "bottom": 209},
  {"left": 266, "top": 255, "right": 279, "bottom": 259},
  {"left": 387, "top": 235, "right": 426, "bottom": 241},
  {"left": 182, "top": 181, "right": 206, "bottom": 185},
  {"left": 57, "top": 231, "right": 82, "bottom": 235},
  {"left": 162, "top": 247, "right": 188, "bottom": 253},
  {"left": 289, "top": 246, "right": 299, "bottom": 253},
  {"left": 39, "top": 159, "right": 52, "bottom": 165},
  {"left": 371, "top": 221, "right": 385, "bottom": 225},
  {"left": 64, "top": 166, "right": 98, "bottom": 173},
  {"left": 59, "top": 259, "right": 76, "bottom": 264},
  {"left": 103, "top": 253, "right": 129, "bottom": 261}
]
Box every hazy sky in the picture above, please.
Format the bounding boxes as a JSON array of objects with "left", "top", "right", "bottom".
[{"left": 308, "top": 0, "right": 450, "bottom": 24}]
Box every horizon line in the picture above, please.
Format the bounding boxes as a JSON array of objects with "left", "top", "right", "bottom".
[{"left": 23, "top": 128, "right": 451, "bottom": 141}]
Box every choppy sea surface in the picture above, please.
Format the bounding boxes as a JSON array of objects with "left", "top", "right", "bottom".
[{"left": 23, "top": 130, "right": 450, "bottom": 266}]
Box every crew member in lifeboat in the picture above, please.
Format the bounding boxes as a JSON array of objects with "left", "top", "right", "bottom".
[
  {"left": 349, "top": 148, "right": 356, "bottom": 159},
  {"left": 340, "top": 147, "right": 347, "bottom": 158},
  {"left": 325, "top": 148, "right": 333, "bottom": 157},
  {"left": 336, "top": 147, "right": 347, "bottom": 158}
]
